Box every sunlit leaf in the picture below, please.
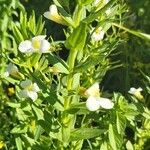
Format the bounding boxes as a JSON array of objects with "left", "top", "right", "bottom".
[{"left": 70, "top": 128, "right": 105, "bottom": 141}]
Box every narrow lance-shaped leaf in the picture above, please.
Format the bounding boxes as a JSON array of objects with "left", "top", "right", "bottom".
[
  {"left": 116, "top": 111, "right": 126, "bottom": 134},
  {"left": 15, "top": 137, "right": 23, "bottom": 150},
  {"left": 20, "top": 12, "right": 28, "bottom": 39},
  {"left": 112, "top": 23, "right": 150, "bottom": 42},
  {"left": 100, "top": 141, "right": 109, "bottom": 150},
  {"left": 77, "top": 0, "right": 93, "bottom": 6},
  {"left": 12, "top": 22, "right": 24, "bottom": 43},
  {"left": 65, "top": 22, "right": 87, "bottom": 51},
  {"left": 11, "top": 125, "right": 28, "bottom": 134},
  {"left": 70, "top": 128, "right": 105, "bottom": 141},
  {"left": 32, "top": 104, "right": 44, "bottom": 120},
  {"left": 108, "top": 124, "right": 122, "bottom": 150}
]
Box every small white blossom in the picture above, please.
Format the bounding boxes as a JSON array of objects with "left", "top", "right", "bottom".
[
  {"left": 44, "top": 4, "right": 66, "bottom": 25},
  {"left": 4, "top": 63, "right": 18, "bottom": 77},
  {"left": 19, "top": 79, "right": 40, "bottom": 101},
  {"left": 85, "top": 83, "right": 114, "bottom": 111},
  {"left": 85, "top": 82, "right": 100, "bottom": 97},
  {"left": 86, "top": 96, "right": 101, "bottom": 111},
  {"left": 18, "top": 35, "right": 50, "bottom": 53},
  {"left": 91, "top": 27, "right": 105, "bottom": 42},
  {"left": 98, "top": 97, "right": 114, "bottom": 109},
  {"left": 128, "top": 87, "right": 143, "bottom": 100},
  {"left": 18, "top": 40, "right": 32, "bottom": 53}
]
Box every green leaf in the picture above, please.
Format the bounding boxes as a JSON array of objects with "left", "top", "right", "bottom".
[
  {"left": 37, "top": 55, "right": 49, "bottom": 72},
  {"left": 1, "top": 14, "right": 9, "bottom": 31},
  {"left": 72, "top": 73, "right": 80, "bottom": 89},
  {"left": 46, "top": 53, "right": 68, "bottom": 69},
  {"left": 30, "top": 53, "right": 41, "bottom": 67},
  {"left": 12, "top": 22, "right": 24, "bottom": 43},
  {"left": 77, "top": 0, "right": 93, "bottom": 6},
  {"left": 36, "top": 15, "right": 45, "bottom": 35},
  {"left": 15, "top": 137, "right": 23, "bottom": 150},
  {"left": 70, "top": 128, "right": 105, "bottom": 141},
  {"left": 16, "top": 108, "right": 29, "bottom": 121},
  {"left": 38, "top": 110, "right": 53, "bottom": 135},
  {"left": 57, "top": 0, "right": 70, "bottom": 8},
  {"left": 11, "top": 125, "right": 28, "bottom": 134},
  {"left": 21, "top": 134, "right": 35, "bottom": 146},
  {"left": 7, "top": 102, "right": 21, "bottom": 108},
  {"left": 65, "top": 22, "right": 87, "bottom": 50},
  {"left": 108, "top": 124, "right": 122, "bottom": 150},
  {"left": 28, "top": 11, "right": 36, "bottom": 35},
  {"left": 34, "top": 125, "right": 43, "bottom": 140},
  {"left": 83, "top": 0, "right": 117, "bottom": 23},
  {"left": 100, "top": 142, "right": 108, "bottom": 150},
  {"left": 116, "top": 112, "right": 126, "bottom": 134},
  {"left": 113, "top": 23, "right": 150, "bottom": 42},
  {"left": 65, "top": 102, "right": 89, "bottom": 115},
  {"left": 20, "top": 11, "right": 28, "bottom": 39},
  {"left": 32, "top": 104, "right": 44, "bottom": 120},
  {"left": 109, "top": 124, "right": 117, "bottom": 150},
  {"left": 54, "top": 62, "right": 69, "bottom": 74}
]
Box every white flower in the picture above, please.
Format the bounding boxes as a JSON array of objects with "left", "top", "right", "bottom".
[
  {"left": 18, "top": 35, "right": 50, "bottom": 53},
  {"left": 91, "top": 27, "right": 105, "bottom": 42},
  {"left": 86, "top": 96, "right": 114, "bottom": 111},
  {"left": 86, "top": 96, "right": 101, "bottom": 111},
  {"left": 85, "top": 82, "right": 100, "bottom": 97},
  {"left": 98, "top": 97, "right": 114, "bottom": 109},
  {"left": 18, "top": 40, "right": 32, "bottom": 53},
  {"left": 44, "top": 4, "right": 66, "bottom": 25},
  {"left": 85, "top": 83, "right": 114, "bottom": 111},
  {"left": 4, "top": 63, "right": 18, "bottom": 77},
  {"left": 19, "top": 79, "right": 40, "bottom": 101},
  {"left": 128, "top": 87, "right": 143, "bottom": 100}
]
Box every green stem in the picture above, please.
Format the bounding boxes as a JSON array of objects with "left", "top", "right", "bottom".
[
  {"left": 67, "top": 49, "right": 78, "bottom": 91},
  {"left": 64, "top": 49, "right": 78, "bottom": 110},
  {"left": 62, "top": 49, "right": 78, "bottom": 146},
  {"left": 74, "top": 5, "right": 83, "bottom": 27}
]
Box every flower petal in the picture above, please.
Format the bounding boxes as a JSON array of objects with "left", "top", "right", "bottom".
[
  {"left": 128, "top": 87, "right": 136, "bottom": 94},
  {"left": 20, "top": 79, "right": 32, "bottom": 88},
  {"left": 18, "top": 40, "right": 32, "bottom": 53},
  {"left": 43, "top": 5, "right": 58, "bottom": 20},
  {"left": 4, "top": 71, "right": 9, "bottom": 77},
  {"left": 49, "top": 4, "right": 58, "bottom": 14},
  {"left": 33, "top": 83, "right": 40, "bottom": 92},
  {"left": 86, "top": 96, "right": 101, "bottom": 111},
  {"left": 40, "top": 39, "right": 50, "bottom": 53},
  {"left": 5, "top": 63, "right": 18, "bottom": 77},
  {"left": 98, "top": 97, "right": 114, "bottom": 109},
  {"left": 27, "top": 91, "right": 38, "bottom": 101},
  {"left": 18, "top": 90, "right": 28, "bottom": 98},
  {"left": 32, "top": 35, "right": 46, "bottom": 41},
  {"left": 128, "top": 87, "right": 143, "bottom": 100},
  {"left": 43, "top": 12, "right": 51, "bottom": 19},
  {"left": 91, "top": 29, "right": 105, "bottom": 41},
  {"left": 85, "top": 82, "right": 100, "bottom": 97}
]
